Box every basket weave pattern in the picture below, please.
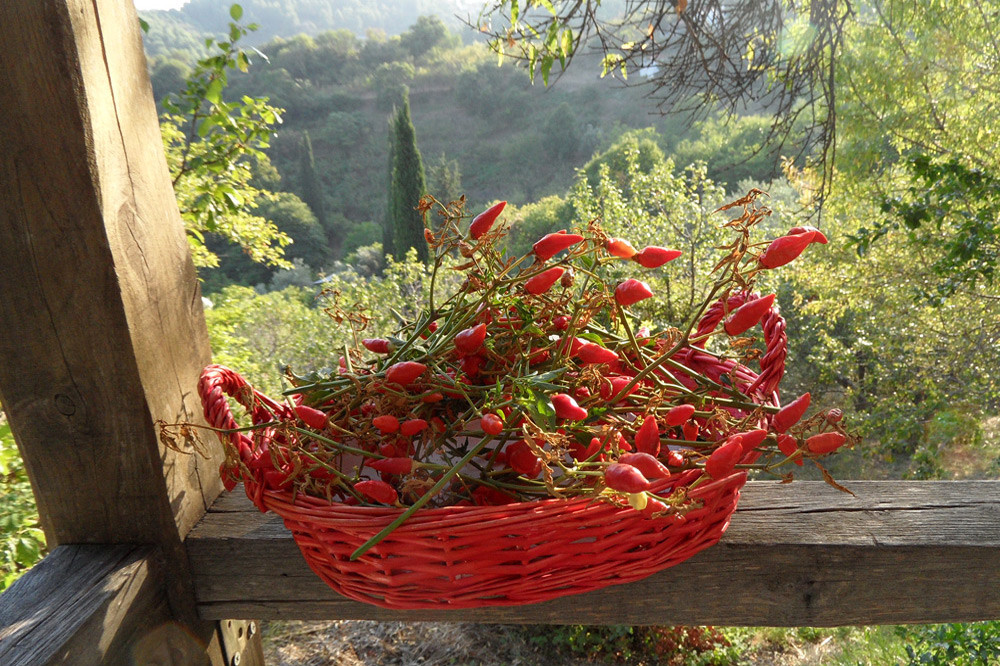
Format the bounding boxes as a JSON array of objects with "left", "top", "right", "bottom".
[{"left": 197, "top": 295, "right": 784, "bottom": 610}]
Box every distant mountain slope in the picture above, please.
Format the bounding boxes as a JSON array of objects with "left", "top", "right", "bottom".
[{"left": 141, "top": 0, "right": 483, "bottom": 58}]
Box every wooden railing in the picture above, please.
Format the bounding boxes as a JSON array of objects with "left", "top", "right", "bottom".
[{"left": 0, "top": 2, "right": 997, "bottom": 664}]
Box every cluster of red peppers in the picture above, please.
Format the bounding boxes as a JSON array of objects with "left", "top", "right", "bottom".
[{"left": 219, "top": 191, "right": 852, "bottom": 530}]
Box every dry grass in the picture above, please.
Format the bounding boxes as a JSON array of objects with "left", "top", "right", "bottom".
[
  {"left": 261, "top": 621, "right": 850, "bottom": 666},
  {"left": 262, "top": 620, "right": 595, "bottom": 666}
]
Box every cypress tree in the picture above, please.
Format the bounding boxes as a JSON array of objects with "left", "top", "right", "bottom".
[
  {"left": 387, "top": 88, "right": 428, "bottom": 262},
  {"left": 299, "top": 131, "right": 329, "bottom": 233},
  {"left": 382, "top": 115, "right": 395, "bottom": 259}
]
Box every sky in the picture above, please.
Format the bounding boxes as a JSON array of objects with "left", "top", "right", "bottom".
[{"left": 134, "top": 0, "right": 187, "bottom": 9}]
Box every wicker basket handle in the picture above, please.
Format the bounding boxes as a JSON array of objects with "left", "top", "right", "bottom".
[
  {"left": 198, "top": 364, "right": 290, "bottom": 463},
  {"left": 691, "top": 292, "right": 787, "bottom": 397}
]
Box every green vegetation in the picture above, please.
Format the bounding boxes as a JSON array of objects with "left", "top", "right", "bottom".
[
  {"left": 386, "top": 89, "right": 429, "bottom": 261},
  {"left": 0, "top": 417, "right": 46, "bottom": 593}
]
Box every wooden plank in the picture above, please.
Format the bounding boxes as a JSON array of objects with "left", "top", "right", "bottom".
[
  {"left": 0, "top": 0, "right": 219, "bottom": 551},
  {"left": 0, "top": 545, "right": 211, "bottom": 666},
  {"left": 0, "top": 0, "right": 224, "bottom": 630},
  {"left": 186, "top": 481, "right": 1000, "bottom": 626},
  {"left": 0, "top": 2, "right": 262, "bottom": 662}
]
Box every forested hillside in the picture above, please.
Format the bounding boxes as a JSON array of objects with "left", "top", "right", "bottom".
[
  {"left": 140, "top": 0, "right": 482, "bottom": 59},
  {"left": 144, "top": 11, "right": 786, "bottom": 291}
]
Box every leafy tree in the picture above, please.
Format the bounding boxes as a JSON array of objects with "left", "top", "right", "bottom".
[
  {"left": 387, "top": 89, "right": 428, "bottom": 262},
  {"left": 158, "top": 5, "right": 291, "bottom": 269},
  {"left": 426, "top": 153, "right": 463, "bottom": 207},
  {"left": 505, "top": 195, "right": 571, "bottom": 257},
  {"left": 372, "top": 61, "right": 415, "bottom": 110},
  {"left": 254, "top": 191, "right": 329, "bottom": 269},
  {"left": 570, "top": 144, "right": 730, "bottom": 325},
  {"left": 836, "top": 0, "right": 1000, "bottom": 295},
  {"left": 149, "top": 58, "right": 192, "bottom": 103},
  {"left": 478, "top": 0, "right": 848, "bottom": 174},
  {"left": 399, "top": 15, "right": 457, "bottom": 59},
  {"left": 581, "top": 128, "right": 665, "bottom": 191}
]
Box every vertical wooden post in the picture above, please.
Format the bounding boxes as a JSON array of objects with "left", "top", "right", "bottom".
[{"left": 0, "top": 1, "right": 262, "bottom": 663}]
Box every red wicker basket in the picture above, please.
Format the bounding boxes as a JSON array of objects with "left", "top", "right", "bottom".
[{"left": 198, "top": 294, "right": 785, "bottom": 610}]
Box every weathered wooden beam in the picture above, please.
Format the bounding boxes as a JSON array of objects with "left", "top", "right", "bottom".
[
  {"left": 187, "top": 480, "right": 1000, "bottom": 626},
  {"left": 0, "top": 1, "right": 263, "bottom": 662},
  {"left": 0, "top": 546, "right": 177, "bottom": 665}
]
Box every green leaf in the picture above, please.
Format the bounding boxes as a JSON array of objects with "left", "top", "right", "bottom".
[
  {"left": 15, "top": 536, "right": 41, "bottom": 567},
  {"left": 138, "top": 18, "right": 150, "bottom": 34},
  {"left": 204, "top": 78, "right": 224, "bottom": 105},
  {"left": 229, "top": 4, "right": 243, "bottom": 21},
  {"left": 541, "top": 55, "right": 553, "bottom": 86},
  {"left": 535, "top": 0, "right": 556, "bottom": 16}
]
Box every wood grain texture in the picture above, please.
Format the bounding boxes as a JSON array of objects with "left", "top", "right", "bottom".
[
  {"left": 0, "top": 545, "right": 213, "bottom": 666},
  {"left": 0, "top": 0, "right": 219, "bottom": 549},
  {"left": 187, "top": 481, "right": 1000, "bottom": 626},
  {"left": 0, "top": 2, "right": 260, "bottom": 660}
]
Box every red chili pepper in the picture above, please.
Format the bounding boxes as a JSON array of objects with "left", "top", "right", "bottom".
[
  {"left": 573, "top": 437, "right": 605, "bottom": 461},
  {"left": 614, "top": 279, "right": 654, "bottom": 307},
  {"left": 665, "top": 403, "right": 696, "bottom": 427},
  {"left": 633, "top": 246, "right": 682, "bottom": 268},
  {"left": 634, "top": 415, "right": 660, "bottom": 456},
  {"left": 724, "top": 294, "right": 775, "bottom": 336},
  {"left": 561, "top": 336, "right": 587, "bottom": 357},
  {"left": 399, "top": 418, "right": 428, "bottom": 436},
  {"left": 294, "top": 404, "right": 328, "bottom": 430},
  {"left": 826, "top": 408, "right": 844, "bottom": 424},
  {"left": 604, "top": 463, "right": 652, "bottom": 493},
  {"left": 552, "top": 315, "right": 571, "bottom": 331},
  {"left": 469, "top": 200, "right": 506, "bottom": 240},
  {"left": 737, "top": 428, "right": 768, "bottom": 454},
  {"left": 533, "top": 232, "right": 584, "bottom": 261},
  {"left": 524, "top": 267, "right": 565, "bottom": 295},
  {"left": 577, "top": 342, "right": 620, "bottom": 366},
  {"left": 263, "top": 467, "right": 294, "bottom": 490},
  {"left": 454, "top": 323, "right": 488, "bottom": 355},
  {"left": 385, "top": 361, "right": 427, "bottom": 386},
  {"left": 705, "top": 436, "right": 744, "bottom": 479},
  {"left": 372, "top": 415, "right": 400, "bottom": 434},
  {"left": 789, "top": 225, "right": 828, "bottom": 244},
  {"left": 459, "top": 354, "right": 483, "bottom": 377},
  {"left": 759, "top": 232, "right": 815, "bottom": 269},
  {"left": 551, "top": 393, "right": 588, "bottom": 420},
  {"left": 667, "top": 450, "right": 685, "bottom": 467},
  {"left": 528, "top": 347, "right": 550, "bottom": 365},
  {"left": 220, "top": 462, "right": 239, "bottom": 492},
  {"left": 507, "top": 440, "right": 542, "bottom": 478},
  {"left": 606, "top": 237, "right": 638, "bottom": 259},
  {"left": 362, "top": 338, "right": 394, "bottom": 354},
  {"left": 773, "top": 392, "right": 810, "bottom": 433},
  {"left": 480, "top": 413, "right": 504, "bottom": 436},
  {"left": 367, "top": 457, "right": 414, "bottom": 475},
  {"left": 421, "top": 391, "right": 444, "bottom": 403},
  {"left": 472, "top": 485, "right": 516, "bottom": 505},
  {"left": 777, "top": 433, "right": 804, "bottom": 465},
  {"left": 806, "top": 432, "right": 847, "bottom": 454},
  {"left": 641, "top": 497, "right": 669, "bottom": 518},
  {"left": 619, "top": 451, "right": 671, "bottom": 479},
  {"left": 355, "top": 479, "right": 398, "bottom": 505},
  {"left": 682, "top": 421, "right": 700, "bottom": 441},
  {"left": 599, "top": 376, "right": 636, "bottom": 401}
]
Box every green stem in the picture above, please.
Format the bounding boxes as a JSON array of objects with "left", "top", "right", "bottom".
[{"left": 349, "top": 435, "right": 493, "bottom": 561}]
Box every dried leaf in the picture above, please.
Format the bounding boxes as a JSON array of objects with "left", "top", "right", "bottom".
[{"left": 817, "top": 462, "right": 856, "bottom": 496}]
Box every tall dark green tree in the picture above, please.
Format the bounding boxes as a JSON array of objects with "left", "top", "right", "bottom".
[
  {"left": 387, "top": 88, "right": 428, "bottom": 262},
  {"left": 298, "top": 131, "right": 329, "bottom": 233}
]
